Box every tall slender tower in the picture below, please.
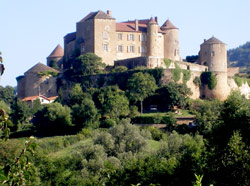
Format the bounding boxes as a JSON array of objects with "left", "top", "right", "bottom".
[
  {"left": 199, "top": 37, "right": 229, "bottom": 100},
  {"left": 147, "top": 17, "right": 159, "bottom": 57},
  {"left": 161, "top": 19, "right": 181, "bottom": 61}
]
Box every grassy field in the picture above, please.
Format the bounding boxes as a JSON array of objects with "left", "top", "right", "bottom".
[{"left": 142, "top": 110, "right": 194, "bottom": 117}]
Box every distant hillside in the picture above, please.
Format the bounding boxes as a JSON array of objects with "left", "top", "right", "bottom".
[{"left": 228, "top": 41, "right": 250, "bottom": 73}]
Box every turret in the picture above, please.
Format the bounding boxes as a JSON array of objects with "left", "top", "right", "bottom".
[
  {"left": 199, "top": 37, "right": 227, "bottom": 72},
  {"left": 199, "top": 37, "right": 229, "bottom": 101},
  {"left": 147, "top": 17, "right": 160, "bottom": 57},
  {"left": 47, "top": 44, "right": 64, "bottom": 69},
  {"left": 161, "top": 19, "right": 181, "bottom": 61}
]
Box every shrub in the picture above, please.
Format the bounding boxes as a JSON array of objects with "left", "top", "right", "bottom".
[
  {"left": 171, "top": 62, "right": 182, "bottom": 82},
  {"left": 182, "top": 69, "right": 191, "bottom": 84},
  {"left": 200, "top": 72, "right": 217, "bottom": 90},
  {"left": 164, "top": 58, "right": 171, "bottom": 68},
  {"left": 100, "top": 119, "right": 116, "bottom": 128},
  {"left": 193, "top": 76, "right": 201, "bottom": 87}
]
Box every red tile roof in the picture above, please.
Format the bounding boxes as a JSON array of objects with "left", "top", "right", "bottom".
[
  {"left": 47, "top": 96, "right": 58, "bottom": 101},
  {"left": 116, "top": 19, "right": 164, "bottom": 33},
  {"left": 48, "top": 44, "right": 64, "bottom": 58},
  {"left": 22, "top": 95, "right": 48, "bottom": 102}
]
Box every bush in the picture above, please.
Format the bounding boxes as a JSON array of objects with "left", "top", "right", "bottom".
[
  {"left": 200, "top": 72, "right": 217, "bottom": 90},
  {"left": 172, "top": 63, "right": 182, "bottom": 82},
  {"left": 131, "top": 115, "right": 176, "bottom": 125},
  {"left": 100, "top": 119, "right": 116, "bottom": 128},
  {"left": 193, "top": 76, "right": 201, "bottom": 87},
  {"left": 182, "top": 69, "right": 191, "bottom": 84},
  {"left": 164, "top": 58, "right": 171, "bottom": 68}
]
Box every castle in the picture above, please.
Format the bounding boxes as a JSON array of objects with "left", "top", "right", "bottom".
[{"left": 17, "top": 10, "right": 250, "bottom": 102}]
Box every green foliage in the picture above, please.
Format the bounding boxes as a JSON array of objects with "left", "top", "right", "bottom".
[
  {"left": 93, "top": 86, "right": 130, "bottom": 120},
  {"left": 0, "top": 101, "right": 10, "bottom": 115},
  {"left": 186, "top": 55, "right": 199, "bottom": 63},
  {"left": 127, "top": 72, "right": 157, "bottom": 113},
  {"left": 33, "top": 102, "right": 72, "bottom": 136},
  {"left": 228, "top": 41, "right": 250, "bottom": 68},
  {"left": 193, "top": 76, "right": 201, "bottom": 87},
  {"left": 164, "top": 58, "right": 171, "bottom": 68},
  {"left": 182, "top": 69, "right": 191, "bottom": 84},
  {"left": 100, "top": 118, "right": 116, "bottom": 128},
  {"left": 71, "top": 98, "right": 99, "bottom": 129},
  {"left": 155, "top": 82, "right": 192, "bottom": 110},
  {"left": 233, "top": 75, "right": 250, "bottom": 87},
  {"left": 0, "top": 110, "right": 12, "bottom": 141},
  {"left": 190, "top": 99, "right": 222, "bottom": 136},
  {"left": 110, "top": 66, "right": 128, "bottom": 73},
  {"left": 31, "top": 99, "right": 42, "bottom": 114},
  {"left": 0, "top": 86, "right": 15, "bottom": 104},
  {"left": 10, "top": 99, "right": 31, "bottom": 130},
  {"left": 49, "top": 60, "right": 59, "bottom": 70},
  {"left": 132, "top": 115, "right": 176, "bottom": 125},
  {"left": 193, "top": 174, "right": 203, "bottom": 186},
  {"left": 200, "top": 72, "right": 217, "bottom": 90},
  {"left": 0, "top": 137, "right": 39, "bottom": 186},
  {"left": 72, "top": 53, "right": 106, "bottom": 76},
  {"left": 171, "top": 62, "right": 182, "bottom": 82},
  {"left": 37, "top": 70, "right": 58, "bottom": 77}
]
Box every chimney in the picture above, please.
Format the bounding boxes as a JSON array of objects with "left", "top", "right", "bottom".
[
  {"left": 135, "top": 19, "right": 139, "bottom": 31},
  {"left": 107, "top": 10, "right": 112, "bottom": 16},
  {"left": 155, "top": 16, "right": 158, "bottom": 24}
]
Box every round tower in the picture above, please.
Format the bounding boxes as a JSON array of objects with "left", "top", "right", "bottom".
[
  {"left": 161, "top": 19, "right": 181, "bottom": 61},
  {"left": 47, "top": 44, "right": 64, "bottom": 69},
  {"left": 199, "top": 37, "right": 227, "bottom": 72},
  {"left": 199, "top": 37, "right": 229, "bottom": 100},
  {"left": 147, "top": 17, "right": 159, "bottom": 57}
]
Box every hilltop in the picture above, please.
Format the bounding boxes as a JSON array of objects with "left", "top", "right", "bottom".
[{"left": 228, "top": 41, "right": 250, "bottom": 73}]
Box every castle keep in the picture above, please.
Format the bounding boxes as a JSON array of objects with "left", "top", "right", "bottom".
[{"left": 16, "top": 10, "right": 250, "bottom": 101}]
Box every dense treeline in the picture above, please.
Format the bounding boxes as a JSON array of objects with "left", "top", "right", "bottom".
[
  {"left": 0, "top": 53, "right": 250, "bottom": 185},
  {"left": 228, "top": 41, "right": 250, "bottom": 73}
]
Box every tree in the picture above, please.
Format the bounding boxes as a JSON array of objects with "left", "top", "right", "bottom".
[
  {"left": 67, "top": 83, "right": 91, "bottom": 107},
  {"left": 10, "top": 99, "right": 31, "bottom": 130},
  {"left": 155, "top": 82, "right": 192, "bottom": 111},
  {"left": 33, "top": 102, "right": 72, "bottom": 136},
  {"left": 127, "top": 72, "right": 157, "bottom": 114},
  {"left": 110, "top": 66, "right": 128, "bottom": 73},
  {"left": 72, "top": 53, "right": 106, "bottom": 76},
  {"left": 0, "top": 86, "right": 15, "bottom": 104},
  {"left": 93, "top": 86, "right": 130, "bottom": 120},
  {"left": 71, "top": 98, "right": 99, "bottom": 129}
]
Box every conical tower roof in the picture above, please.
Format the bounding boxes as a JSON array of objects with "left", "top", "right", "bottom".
[
  {"left": 161, "top": 19, "right": 178, "bottom": 30},
  {"left": 202, "top": 36, "right": 225, "bottom": 45},
  {"left": 48, "top": 44, "right": 64, "bottom": 58},
  {"left": 148, "top": 17, "right": 157, "bottom": 25}
]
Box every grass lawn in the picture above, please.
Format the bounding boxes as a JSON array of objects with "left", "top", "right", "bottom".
[{"left": 142, "top": 109, "right": 194, "bottom": 117}]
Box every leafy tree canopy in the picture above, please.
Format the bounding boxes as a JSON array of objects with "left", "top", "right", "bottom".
[
  {"left": 72, "top": 53, "right": 106, "bottom": 76},
  {"left": 127, "top": 72, "right": 157, "bottom": 113},
  {"left": 0, "top": 86, "right": 15, "bottom": 104}
]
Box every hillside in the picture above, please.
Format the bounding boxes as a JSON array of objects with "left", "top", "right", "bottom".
[{"left": 228, "top": 41, "right": 250, "bottom": 73}]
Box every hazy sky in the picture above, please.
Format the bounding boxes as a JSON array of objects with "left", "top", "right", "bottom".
[{"left": 0, "top": 0, "right": 249, "bottom": 87}]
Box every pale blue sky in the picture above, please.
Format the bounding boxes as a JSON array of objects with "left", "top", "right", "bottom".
[{"left": 0, "top": 0, "right": 249, "bottom": 87}]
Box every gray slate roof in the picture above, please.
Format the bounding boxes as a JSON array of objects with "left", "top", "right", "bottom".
[
  {"left": 25, "top": 63, "right": 58, "bottom": 74},
  {"left": 202, "top": 37, "right": 225, "bottom": 45},
  {"left": 79, "top": 10, "right": 115, "bottom": 22}
]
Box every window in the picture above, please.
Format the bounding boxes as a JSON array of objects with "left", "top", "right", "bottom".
[
  {"left": 117, "top": 45, "right": 123, "bottom": 52},
  {"left": 80, "top": 44, "right": 85, "bottom": 54},
  {"left": 128, "top": 34, "right": 134, "bottom": 41},
  {"left": 118, "top": 33, "right": 122, "bottom": 40},
  {"left": 141, "top": 46, "right": 146, "bottom": 53},
  {"left": 141, "top": 34, "right": 146, "bottom": 42},
  {"left": 103, "top": 44, "right": 108, "bottom": 51},
  {"left": 211, "top": 51, "right": 215, "bottom": 56},
  {"left": 127, "top": 45, "right": 135, "bottom": 53},
  {"left": 103, "top": 32, "right": 108, "bottom": 40}
]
